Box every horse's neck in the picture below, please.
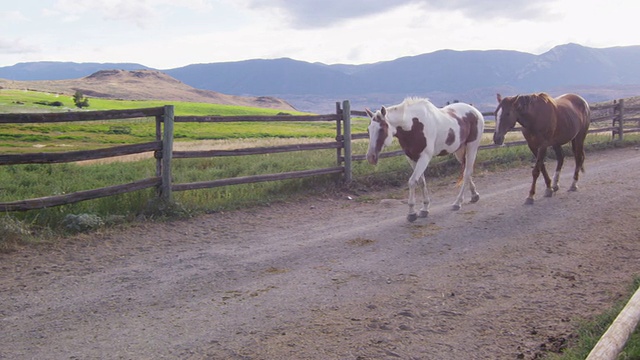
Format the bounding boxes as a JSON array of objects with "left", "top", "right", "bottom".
[
  {"left": 387, "top": 103, "right": 438, "bottom": 129},
  {"left": 519, "top": 109, "right": 544, "bottom": 130},
  {"left": 385, "top": 107, "right": 409, "bottom": 129}
]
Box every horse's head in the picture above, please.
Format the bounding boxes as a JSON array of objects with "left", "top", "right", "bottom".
[
  {"left": 365, "top": 107, "right": 393, "bottom": 165},
  {"left": 493, "top": 93, "right": 520, "bottom": 145}
]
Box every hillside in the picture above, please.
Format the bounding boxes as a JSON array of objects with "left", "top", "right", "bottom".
[
  {"left": 0, "top": 69, "right": 296, "bottom": 111},
  {"left": 2, "top": 43, "right": 640, "bottom": 113}
]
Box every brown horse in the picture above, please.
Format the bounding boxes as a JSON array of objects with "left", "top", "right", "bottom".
[{"left": 493, "top": 92, "right": 591, "bottom": 204}]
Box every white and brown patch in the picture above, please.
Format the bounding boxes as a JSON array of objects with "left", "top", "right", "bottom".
[
  {"left": 395, "top": 117, "right": 427, "bottom": 162},
  {"left": 447, "top": 109, "right": 480, "bottom": 144}
]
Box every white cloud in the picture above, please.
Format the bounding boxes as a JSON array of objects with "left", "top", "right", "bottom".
[
  {"left": 0, "top": 10, "right": 29, "bottom": 22},
  {"left": 238, "top": 0, "right": 558, "bottom": 28},
  {"left": 0, "top": 38, "right": 40, "bottom": 54}
]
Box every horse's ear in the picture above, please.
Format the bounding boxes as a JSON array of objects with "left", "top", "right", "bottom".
[
  {"left": 365, "top": 108, "right": 374, "bottom": 117},
  {"left": 496, "top": 93, "right": 502, "bottom": 103},
  {"left": 381, "top": 106, "right": 387, "bottom": 116}
]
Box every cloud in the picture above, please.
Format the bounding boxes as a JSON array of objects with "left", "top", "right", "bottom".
[
  {"left": 241, "top": 0, "right": 557, "bottom": 28},
  {"left": 0, "top": 10, "right": 29, "bottom": 22},
  {"left": 0, "top": 38, "right": 39, "bottom": 54},
  {"left": 48, "top": 0, "right": 213, "bottom": 28}
]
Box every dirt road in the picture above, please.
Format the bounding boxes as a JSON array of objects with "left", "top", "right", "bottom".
[{"left": 2, "top": 146, "right": 640, "bottom": 360}]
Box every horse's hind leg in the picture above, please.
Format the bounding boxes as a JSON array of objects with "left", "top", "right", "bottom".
[
  {"left": 466, "top": 146, "right": 481, "bottom": 204},
  {"left": 550, "top": 144, "right": 564, "bottom": 193},
  {"left": 569, "top": 138, "right": 586, "bottom": 191},
  {"left": 452, "top": 145, "right": 479, "bottom": 210}
]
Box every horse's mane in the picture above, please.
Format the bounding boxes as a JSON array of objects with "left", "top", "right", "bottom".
[
  {"left": 387, "top": 97, "right": 439, "bottom": 116},
  {"left": 514, "top": 92, "right": 557, "bottom": 110},
  {"left": 401, "top": 97, "right": 431, "bottom": 106}
]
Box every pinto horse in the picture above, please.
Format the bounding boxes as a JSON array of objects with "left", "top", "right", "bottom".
[
  {"left": 365, "top": 97, "right": 485, "bottom": 222},
  {"left": 493, "top": 92, "right": 591, "bottom": 204}
]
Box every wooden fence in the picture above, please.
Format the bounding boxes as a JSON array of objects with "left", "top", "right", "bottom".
[
  {"left": 1, "top": 98, "right": 639, "bottom": 212},
  {"left": 0, "top": 103, "right": 349, "bottom": 211},
  {"left": 0, "top": 107, "right": 171, "bottom": 211}
]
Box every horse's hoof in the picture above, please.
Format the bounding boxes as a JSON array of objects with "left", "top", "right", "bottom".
[
  {"left": 452, "top": 204, "right": 461, "bottom": 211},
  {"left": 407, "top": 213, "right": 418, "bottom": 222},
  {"left": 418, "top": 210, "right": 429, "bottom": 218},
  {"left": 569, "top": 185, "right": 578, "bottom": 192},
  {"left": 544, "top": 188, "right": 553, "bottom": 197},
  {"left": 524, "top": 198, "right": 534, "bottom": 205},
  {"left": 552, "top": 185, "right": 559, "bottom": 192},
  {"left": 470, "top": 194, "right": 480, "bottom": 203}
]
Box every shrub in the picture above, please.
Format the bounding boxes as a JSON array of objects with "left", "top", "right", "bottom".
[{"left": 62, "top": 214, "right": 104, "bottom": 233}]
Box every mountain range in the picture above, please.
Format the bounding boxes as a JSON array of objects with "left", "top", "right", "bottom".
[{"left": 1, "top": 43, "right": 640, "bottom": 113}]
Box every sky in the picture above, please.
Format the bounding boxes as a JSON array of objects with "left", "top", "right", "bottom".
[{"left": 1, "top": 0, "right": 639, "bottom": 70}]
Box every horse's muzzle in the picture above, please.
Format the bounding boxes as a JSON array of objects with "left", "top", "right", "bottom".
[
  {"left": 493, "top": 133, "right": 505, "bottom": 145},
  {"left": 367, "top": 153, "right": 378, "bottom": 165}
]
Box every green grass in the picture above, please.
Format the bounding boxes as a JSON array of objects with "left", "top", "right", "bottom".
[
  {"left": 0, "top": 88, "right": 304, "bottom": 115},
  {"left": 0, "top": 89, "right": 370, "bottom": 154},
  {"left": 545, "top": 277, "right": 640, "bottom": 360}
]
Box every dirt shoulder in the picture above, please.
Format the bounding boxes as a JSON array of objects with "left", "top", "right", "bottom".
[{"left": 2, "top": 146, "right": 640, "bottom": 360}]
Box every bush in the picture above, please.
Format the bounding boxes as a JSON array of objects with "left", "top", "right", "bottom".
[
  {"left": 107, "top": 126, "right": 132, "bottom": 134},
  {"left": 62, "top": 214, "right": 104, "bottom": 233},
  {"left": 0, "top": 216, "right": 31, "bottom": 252},
  {"left": 34, "top": 101, "right": 64, "bottom": 107}
]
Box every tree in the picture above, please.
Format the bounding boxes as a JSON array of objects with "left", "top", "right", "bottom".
[{"left": 73, "top": 91, "right": 90, "bottom": 108}]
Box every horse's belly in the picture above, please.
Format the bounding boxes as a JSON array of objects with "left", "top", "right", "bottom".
[{"left": 435, "top": 141, "right": 463, "bottom": 156}]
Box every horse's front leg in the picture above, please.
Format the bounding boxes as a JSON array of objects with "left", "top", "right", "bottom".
[
  {"left": 407, "top": 156, "right": 430, "bottom": 222},
  {"left": 537, "top": 147, "right": 555, "bottom": 199},
  {"left": 540, "top": 161, "right": 554, "bottom": 198},
  {"left": 418, "top": 173, "right": 430, "bottom": 218},
  {"left": 527, "top": 147, "right": 548, "bottom": 205},
  {"left": 550, "top": 144, "right": 564, "bottom": 193},
  {"left": 527, "top": 163, "right": 541, "bottom": 205}
]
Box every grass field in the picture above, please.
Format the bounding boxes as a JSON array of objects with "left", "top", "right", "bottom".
[{"left": 0, "top": 88, "right": 370, "bottom": 154}]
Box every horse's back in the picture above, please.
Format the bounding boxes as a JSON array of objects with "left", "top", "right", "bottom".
[
  {"left": 442, "top": 102, "right": 485, "bottom": 144},
  {"left": 555, "top": 94, "right": 591, "bottom": 141}
]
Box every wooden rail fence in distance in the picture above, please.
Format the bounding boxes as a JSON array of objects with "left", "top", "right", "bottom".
[{"left": 1, "top": 99, "right": 639, "bottom": 212}]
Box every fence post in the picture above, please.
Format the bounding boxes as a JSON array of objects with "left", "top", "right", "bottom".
[
  {"left": 161, "top": 105, "right": 174, "bottom": 202},
  {"left": 613, "top": 99, "right": 624, "bottom": 141},
  {"left": 586, "top": 285, "right": 640, "bottom": 360},
  {"left": 335, "top": 102, "right": 343, "bottom": 167},
  {"left": 342, "top": 100, "right": 352, "bottom": 183}
]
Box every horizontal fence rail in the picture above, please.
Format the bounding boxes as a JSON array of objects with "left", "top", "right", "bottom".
[
  {"left": 0, "top": 107, "right": 166, "bottom": 123},
  {"left": 0, "top": 178, "right": 162, "bottom": 212},
  {"left": 0, "top": 142, "right": 162, "bottom": 165},
  {"left": 1, "top": 98, "right": 639, "bottom": 212}
]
